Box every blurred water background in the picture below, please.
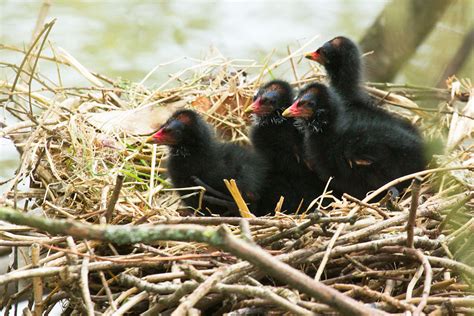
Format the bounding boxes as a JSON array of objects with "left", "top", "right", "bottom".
[{"left": 0, "top": 0, "right": 473, "bottom": 186}]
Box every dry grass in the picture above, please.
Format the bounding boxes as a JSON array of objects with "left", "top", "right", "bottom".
[{"left": 0, "top": 24, "right": 473, "bottom": 315}]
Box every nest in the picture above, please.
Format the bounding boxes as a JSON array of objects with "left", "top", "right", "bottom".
[{"left": 0, "top": 26, "right": 473, "bottom": 315}]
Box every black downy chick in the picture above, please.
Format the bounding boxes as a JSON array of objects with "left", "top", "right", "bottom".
[
  {"left": 283, "top": 83, "right": 426, "bottom": 200},
  {"left": 247, "top": 80, "right": 326, "bottom": 213},
  {"left": 305, "top": 36, "right": 422, "bottom": 135},
  {"left": 305, "top": 36, "right": 427, "bottom": 196},
  {"left": 151, "top": 109, "right": 268, "bottom": 216}
]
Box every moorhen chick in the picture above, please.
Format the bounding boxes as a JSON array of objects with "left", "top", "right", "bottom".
[
  {"left": 151, "top": 109, "right": 268, "bottom": 216},
  {"left": 283, "top": 83, "right": 426, "bottom": 200},
  {"left": 246, "top": 80, "right": 326, "bottom": 213},
  {"left": 305, "top": 36, "right": 421, "bottom": 134}
]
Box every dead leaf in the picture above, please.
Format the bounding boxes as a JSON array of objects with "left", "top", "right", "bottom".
[
  {"left": 191, "top": 96, "right": 212, "bottom": 111},
  {"left": 85, "top": 100, "right": 186, "bottom": 135}
]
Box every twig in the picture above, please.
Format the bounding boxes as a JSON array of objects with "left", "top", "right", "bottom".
[
  {"left": 105, "top": 174, "right": 124, "bottom": 223},
  {"left": 113, "top": 291, "right": 149, "bottom": 316},
  {"left": 148, "top": 144, "right": 157, "bottom": 206},
  {"left": 379, "top": 246, "right": 432, "bottom": 315},
  {"left": 217, "top": 284, "right": 315, "bottom": 315},
  {"left": 407, "top": 177, "right": 423, "bottom": 248},
  {"left": 224, "top": 179, "right": 253, "bottom": 218},
  {"left": 156, "top": 215, "right": 349, "bottom": 228},
  {"left": 332, "top": 283, "right": 416, "bottom": 312},
  {"left": 31, "top": 243, "right": 43, "bottom": 316},
  {"left": 98, "top": 271, "right": 117, "bottom": 311},
  {"left": 258, "top": 212, "right": 320, "bottom": 246},
  {"left": 80, "top": 254, "right": 94, "bottom": 316},
  {"left": 172, "top": 267, "right": 229, "bottom": 316},
  {"left": 343, "top": 193, "right": 389, "bottom": 219},
  {"left": 0, "top": 206, "right": 385, "bottom": 315},
  {"left": 27, "top": 20, "right": 55, "bottom": 116},
  {"left": 8, "top": 20, "right": 56, "bottom": 108},
  {"left": 362, "top": 166, "right": 473, "bottom": 203}
]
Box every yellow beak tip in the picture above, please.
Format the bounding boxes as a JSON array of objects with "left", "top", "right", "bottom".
[{"left": 146, "top": 135, "right": 155, "bottom": 143}]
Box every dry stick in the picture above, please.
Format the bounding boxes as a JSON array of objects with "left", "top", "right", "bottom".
[
  {"left": 248, "top": 34, "right": 320, "bottom": 84},
  {"left": 287, "top": 45, "right": 301, "bottom": 89},
  {"left": 217, "top": 284, "right": 315, "bottom": 316},
  {"left": 0, "top": 207, "right": 384, "bottom": 316},
  {"left": 105, "top": 174, "right": 124, "bottom": 223},
  {"left": 313, "top": 166, "right": 472, "bottom": 281},
  {"left": 257, "top": 212, "right": 355, "bottom": 247},
  {"left": 131, "top": 267, "right": 316, "bottom": 315},
  {"left": 80, "top": 255, "right": 94, "bottom": 316},
  {"left": 224, "top": 179, "right": 253, "bottom": 218},
  {"left": 113, "top": 291, "right": 149, "bottom": 316},
  {"left": 343, "top": 193, "right": 389, "bottom": 219},
  {"left": 380, "top": 246, "right": 432, "bottom": 316},
  {"left": 31, "top": 243, "right": 43, "bottom": 316},
  {"left": 103, "top": 287, "right": 138, "bottom": 316},
  {"left": 8, "top": 20, "right": 56, "bottom": 107},
  {"left": 425, "top": 255, "right": 474, "bottom": 277},
  {"left": 407, "top": 177, "right": 423, "bottom": 248},
  {"left": 148, "top": 144, "right": 157, "bottom": 206},
  {"left": 332, "top": 192, "right": 466, "bottom": 248},
  {"left": 314, "top": 205, "right": 360, "bottom": 281},
  {"left": 240, "top": 219, "right": 253, "bottom": 242},
  {"left": 214, "top": 226, "right": 385, "bottom": 316},
  {"left": 395, "top": 278, "right": 457, "bottom": 300},
  {"left": 406, "top": 265, "right": 424, "bottom": 315},
  {"left": 363, "top": 166, "right": 473, "bottom": 204},
  {"left": 98, "top": 271, "right": 116, "bottom": 312},
  {"left": 332, "top": 284, "right": 415, "bottom": 312},
  {"left": 172, "top": 267, "right": 229, "bottom": 316},
  {"left": 157, "top": 215, "right": 348, "bottom": 228},
  {"left": 27, "top": 19, "right": 55, "bottom": 116}
]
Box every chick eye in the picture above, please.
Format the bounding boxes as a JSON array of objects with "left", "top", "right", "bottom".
[{"left": 253, "top": 91, "right": 260, "bottom": 101}]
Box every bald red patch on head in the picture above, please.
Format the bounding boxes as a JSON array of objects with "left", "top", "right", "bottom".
[
  {"left": 306, "top": 87, "right": 320, "bottom": 96},
  {"left": 175, "top": 113, "right": 193, "bottom": 125},
  {"left": 330, "top": 37, "right": 343, "bottom": 48},
  {"left": 267, "top": 83, "right": 285, "bottom": 93}
]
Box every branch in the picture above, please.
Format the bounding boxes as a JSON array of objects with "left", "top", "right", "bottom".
[
  {"left": 360, "top": 0, "right": 453, "bottom": 81},
  {"left": 0, "top": 206, "right": 384, "bottom": 316}
]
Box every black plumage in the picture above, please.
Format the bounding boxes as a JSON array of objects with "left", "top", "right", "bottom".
[
  {"left": 283, "top": 83, "right": 426, "bottom": 200},
  {"left": 305, "top": 36, "right": 421, "bottom": 135},
  {"left": 247, "top": 80, "right": 325, "bottom": 213},
  {"left": 151, "top": 109, "right": 268, "bottom": 216}
]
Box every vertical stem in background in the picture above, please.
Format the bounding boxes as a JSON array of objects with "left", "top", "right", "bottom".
[{"left": 407, "top": 177, "right": 422, "bottom": 248}]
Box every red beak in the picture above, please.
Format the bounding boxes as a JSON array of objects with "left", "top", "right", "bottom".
[
  {"left": 305, "top": 51, "right": 325, "bottom": 65},
  {"left": 282, "top": 100, "right": 300, "bottom": 117},
  {"left": 149, "top": 128, "right": 175, "bottom": 145},
  {"left": 152, "top": 129, "right": 164, "bottom": 142},
  {"left": 245, "top": 97, "right": 261, "bottom": 114}
]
